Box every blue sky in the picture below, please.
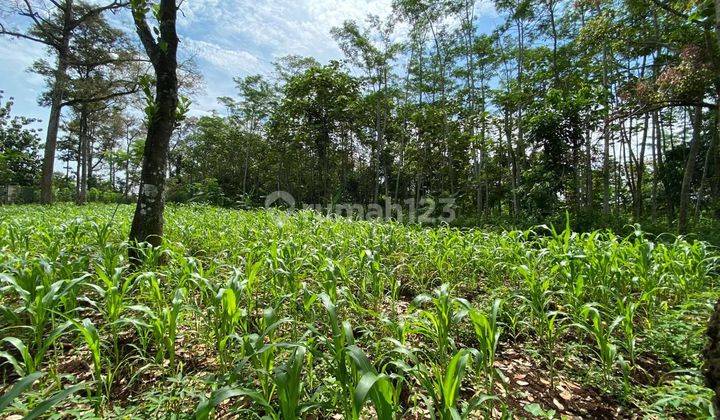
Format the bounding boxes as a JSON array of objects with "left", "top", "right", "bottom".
[{"left": 0, "top": 0, "right": 499, "bottom": 128}]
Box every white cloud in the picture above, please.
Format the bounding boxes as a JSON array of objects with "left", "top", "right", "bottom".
[
  {"left": 182, "top": 38, "right": 263, "bottom": 75},
  {"left": 178, "top": 0, "right": 398, "bottom": 61}
]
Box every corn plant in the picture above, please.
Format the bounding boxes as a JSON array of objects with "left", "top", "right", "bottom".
[
  {"left": 196, "top": 345, "right": 310, "bottom": 419},
  {"left": 575, "top": 304, "right": 619, "bottom": 385},
  {"left": 203, "top": 272, "right": 248, "bottom": 366},
  {"left": 130, "top": 288, "right": 186, "bottom": 368},
  {"left": 69, "top": 318, "right": 104, "bottom": 408},
  {"left": 274, "top": 345, "right": 308, "bottom": 419},
  {"left": 238, "top": 304, "right": 291, "bottom": 398},
  {"left": 413, "top": 349, "right": 474, "bottom": 420},
  {"left": 346, "top": 344, "right": 407, "bottom": 419},
  {"left": 0, "top": 321, "right": 70, "bottom": 377},
  {"left": 515, "top": 266, "right": 563, "bottom": 383},
  {"left": 268, "top": 240, "right": 305, "bottom": 294},
  {"left": 614, "top": 296, "right": 642, "bottom": 365},
  {"left": 0, "top": 371, "right": 85, "bottom": 419},
  {"left": 0, "top": 271, "right": 83, "bottom": 374},
  {"left": 86, "top": 264, "right": 137, "bottom": 362},
  {"left": 316, "top": 292, "right": 355, "bottom": 417},
  {"left": 410, "top": 284, "right": 468, "bottom": 363},
  {"left": 359, "top": 249, "right": 386, "bottom": 301},
  {"left": 468, "top": 299, "right": 503, "bottom": 392}
]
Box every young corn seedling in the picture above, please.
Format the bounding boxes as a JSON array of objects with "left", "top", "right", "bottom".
[
  {"left": 320, "top": 257, "right": 347, "bottom": 302},
  {"left": 203, "top": 272, "right": 248, "bottom": 366},
  {"left": 0, "top": 372, "right": 86, "bottom": 419},
  {"left": 70, "top": 317, "right": 105, "bottom": 410},
  {"left": 196, "top": 344, "right": 310, "bottom": 420},
  {"left": 316, "top": 292, "right": 355, "bottom": 417},
  {"left": 515, "top": 265, "right": 563, "bottom": 383},
  {"left": 575, "top": 304, "right": 620, "bottom": 386},
  {"left": 274, "top": 345, "right": 309, "bottom": 419},
  {"left": 268, "top": 241, "right": 304, "bottom": 295},
  {"left": 238, "top": 304, "right": 291, "bottom": 399},
  {"left": 542, "top": 310, "right": 563, "bottom": 388},
  {"left": 86, "top": 265, "right": 137, "bottom": 363},
  {"left": 359, "top": 249, "right": 386, "bottom": 302},
  {"left": 1, "top": 271, "right": 85, "bottom": 373},
  {"left": 346, "top": 344, "right": 405, "bottom": 419},
  {"left": 130, "top": 288, "right": 186, "bottom": 368},
  {"left": 411, "top": 284, "right": 468, "bottom": 363},
  {"left": 614, "top": 296, "right": 642, "bottom": 365},
  {"left": 0, "top": 324, "right": 70, "bottom": 377},
  {"left": 468, "top": 299, "right": 503, "bottom": 393},
  {"left": 413, "top": 348, "right": 478, "bottom": 420}
]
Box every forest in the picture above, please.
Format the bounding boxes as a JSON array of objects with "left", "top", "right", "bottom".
[{"left": 0, "top": 0, "right": 720, "bottom": 418}]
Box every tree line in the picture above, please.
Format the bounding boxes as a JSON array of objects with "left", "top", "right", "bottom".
[{"left": 1, "top": 0, "right": 720, "bottom": 237}]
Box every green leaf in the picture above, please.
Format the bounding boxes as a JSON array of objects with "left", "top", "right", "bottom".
[
  {"left": 0, "top": 371, "right": 44, "bottom": 412},
  {"left": 195, "top": 388, "right": 272, "bottom": 420},
  {"left": 24, "top": 382, "right": 86, "bottom": 420}
]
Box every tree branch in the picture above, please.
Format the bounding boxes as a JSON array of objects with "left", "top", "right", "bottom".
[
  {"left": 131, "top": 6, "right": 160, "bottom": 66},
  {"left": 646, "top": 0, "right": 689, "bottom": 20},
  {"left": 47, "top": 0, "right": 66, "bottom": 11},
  {"left": 61, "top": 86, "right": 140, "bottom": 107},
  {"left": 71, "top": 1, "right": 130, "bottom": 29},
  {"left": 17, "top": 0, "right": 63, "bottom": 46},
  {"left": 20, "top": 0, "right": 54, "bottom": 30},
  {"left": 611, "top": 99, "right": 716, "bottom": 122},
  {"left": 0, "top": 22, "right": 52, "bottom": 45}
]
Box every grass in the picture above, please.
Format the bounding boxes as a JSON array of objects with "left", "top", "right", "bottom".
[{"left": 0, "top": 203, "right": 717, "bottom": 418}]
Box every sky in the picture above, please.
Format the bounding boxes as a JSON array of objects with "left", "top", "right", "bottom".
[{"left": 0, "top": 0, "right": 499, "bottom": 131}]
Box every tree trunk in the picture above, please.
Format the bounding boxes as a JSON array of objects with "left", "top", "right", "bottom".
[
  {"left": 635, "top": 113, "right": 649, "bottom": 220},
  {"left": 372, "top": 78, "right": 383, "bottom": 203},
  {"left": 651, "top": 112, "right": 659, "bottom": 218},
  {"left": 504, "top": 109, "right": 518, "bottom": 218},
  {"left": 585, "top": 126, "right": 593, "bottom": 209},
  {"left": 695, "top": 128, "right": 717, "bottom": 221},
  {"left": 678, "top": 106, "right": 702, "bottom": 234},
  {"left": 124, "top": 139, "right": 132, "bottom": 199},
  {"left": 129, "top": 0, "right": 179, "bottom": 255},
  {"left": 77, "top": 106, "right": 88, "bottom": 204},
  {"left": 600, "top": 33, "right": 611, "bottom": 215},
  {"left": 40, "top": 0, "right": 73, "bottom": 204}
]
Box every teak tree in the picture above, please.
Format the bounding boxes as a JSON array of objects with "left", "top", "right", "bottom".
[{"left": 128, "top": 0, "right": 180, "bottom": 254}]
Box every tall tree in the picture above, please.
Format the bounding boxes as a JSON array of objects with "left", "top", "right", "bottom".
[{"left": 128, "top": 0, "right": 181, "bottom": 253}]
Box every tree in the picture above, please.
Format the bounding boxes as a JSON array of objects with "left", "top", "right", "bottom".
[
  {"left": 128, "top": 0, "right": 182, "bottom": 254},
  {"left": 0, "top": 0, "right": 127, "bottom": 203},
  {"left": 217, "top": 75, "right": 277, "bottom": 197},
  {"left": 332, "top": 16, "right": 400, "bottom": 202},
  {"left": 51, "top": 11, "right": 141, "bottom": 203},
  {"left": 269, "top": 62, "right": 361, "bottom": 204},
  {"left": 0, "top": 93, "right": 41, "bottom": 186}
]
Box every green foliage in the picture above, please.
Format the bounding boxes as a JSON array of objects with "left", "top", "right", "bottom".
[{"left": 0, "top": 93, "right": 41, "bottom": 187}]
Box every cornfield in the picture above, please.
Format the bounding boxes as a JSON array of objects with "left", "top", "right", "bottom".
[{"left": 0, "top": 204, "right": 717, "bottom": 418}]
